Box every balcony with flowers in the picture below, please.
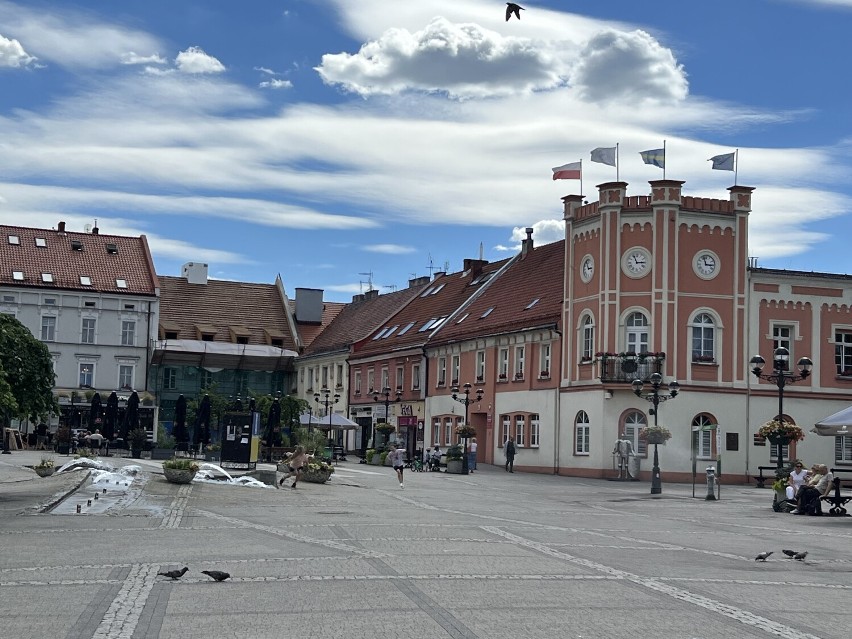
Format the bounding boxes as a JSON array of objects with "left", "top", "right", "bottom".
[{"left": 597, "top": 351, "right": 666, "bottom": 383}]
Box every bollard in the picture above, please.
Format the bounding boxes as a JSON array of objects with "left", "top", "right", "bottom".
[
  {"left": 87, "top": 499, "right": 92, "bottom": 507},
  {"left": 705, "top": 466, "right": 717, "bottom": 501},
  {"left": 103, "top": 488, "right": 107, "bottom": 494},
  {"left": 76, "top": 504, "right": 81, "bottom": 513},
  {"left": 94, "top": 493, "right": 99, "bottom": 500}
]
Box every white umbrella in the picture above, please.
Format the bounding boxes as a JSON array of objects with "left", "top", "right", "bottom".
[
  {"left": 298, "top": 413, "right": 323, "bottom": 426},
  {"left": 314, "top": 412, "right": 358, "bottom": 431},
  {"left": 812, "top": 405, "right": 852, "bottom": 436}
]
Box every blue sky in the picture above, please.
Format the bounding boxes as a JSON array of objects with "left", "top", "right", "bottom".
[{"left": 1, "top": 0, "right": 851, "bottom": 301}]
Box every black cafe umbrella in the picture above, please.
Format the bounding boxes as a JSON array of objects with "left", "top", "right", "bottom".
[
  {"left": 193, "top": 394, "right": 211, "bottom": 447},
  {"left": 265, "top": 398, "right": 281, "bottom": 446},
  {"left": 119, "top": 391, "right": 139, "bottom": 441},
  {"left": 89, "top": 392, "right": 102, "bottom": 432},
  {"left": 173, "top": 394, "right": 188, "bottom": 444},
  {"left": 103, "top": 392, "right": 118, "bottom": 440}
]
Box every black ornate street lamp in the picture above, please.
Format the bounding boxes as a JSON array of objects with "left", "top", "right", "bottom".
[
  {"left": 749, "top": 347, "right": 812, "bottom": 470},
  {"left": 373, "top": 386, "right": 401, "bottom": 444},
  {"left": 451, "top": 382, "right": 483, "bottom": 475},
  {"left": 632, "top": 372, "right": 680, "bottom": 495},
  {"left": 315, "top": 387, "right": 340, "bottom": 443}
]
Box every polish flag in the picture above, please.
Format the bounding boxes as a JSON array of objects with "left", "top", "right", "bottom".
[{"left": 552, "top": 161, "right": 581, "bottom": 181}]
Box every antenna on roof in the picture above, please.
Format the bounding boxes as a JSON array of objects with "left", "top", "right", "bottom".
[
  {"left": 358, "top": 271, "right": 374, "bottom": 293},
  {"left": 479, "top": 242, "right": 484, "bottom": 260},
  {"left": 84, "top": 223, "right": 92, "bottom": 233},
  {"left": 442, "top": 260, "right": 450, "bottom": 273},
  {"left": 426, "top": 254, "right": 435, "bottom": 277},
  {"left": 383, "top": 284, "right": 398, "bottom": 292}
]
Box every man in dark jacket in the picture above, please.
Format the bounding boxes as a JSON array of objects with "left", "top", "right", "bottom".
[{"left": 505, "top": 439, "right": 516, "bottom": 473}]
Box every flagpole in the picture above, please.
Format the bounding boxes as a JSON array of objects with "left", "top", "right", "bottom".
[
  {"left": 734, "top": 148, "right": 739, "bottom": 186},
  {"left": 663, "top": 139, "right": 666, "bottom": 180},
  {"left": 616, "top": 143, "right": 620, "bottom": 182}
]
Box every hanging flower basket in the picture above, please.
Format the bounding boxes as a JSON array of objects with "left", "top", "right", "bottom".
[
  {"left": 758, "top": 419, "right": 804, "bottom": 443},
  {"left": 375, "top": 423, "right": 396, "bottom": 435},
  {"left": 455, "top": 424, "right": 476, "bottom": 438},
  {"left": 639, "top": 426, "right": 672, "bottom": 445}
]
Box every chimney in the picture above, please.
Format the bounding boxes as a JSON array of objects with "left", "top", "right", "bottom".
[
  {"left": 521, "top": 227, "right": 534, "bottom": 257},
  {"left": 408, "top": 276, "right": 430, "bottom": 287},
  {"left": 352, "top": 293, "right": 365, "bottom": 303},
  {"left": 363, "top": 289, "right": 379, "bottom": 300},
  {"left": 57, "top": 221, "right": 66, "bottom": 234},
  {"left": 463, "top": 258, "right": 488, "bottom": 278},
  {"left": 433, "top": 271, "right": 446, "bottom": 280},
  {"left": 295, "top": 288, "right": 324, "bottom": 324},
  {"left": 181, "top": 262, "right": 209, "bottom": 285},
  {"left": 92, "top": 224, "right": 99, "bottom": 235}
]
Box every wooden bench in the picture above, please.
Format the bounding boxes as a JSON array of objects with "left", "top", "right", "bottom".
[
  {"left": 820, "top": 469, "right": 852, "bottom": 516},
  {"left": 753, "top": 465, "right": 778, "bottom": 488}
]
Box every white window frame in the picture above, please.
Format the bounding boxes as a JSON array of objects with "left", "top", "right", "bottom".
[
  {"left": 41, "top": 315, "right": 56, "bottom": 342},
  {"left": 451, "top": 355, "right": 460, "bottom": 385},
  {"left": 81, "top": 317, "right": 96, "bottom": 345},
  {"left": 433, "top": 419, "right": 440, "bottom": 446},
  {"left": 121, "top": 320, "right": 136, "bottom": 347},
  {"left": 411, "top": 363, "right": 421, "bottom": 391},
  {"left": 498, "top": 348, "right": 509, "bottom": 379},
  {"left": 500, "top": 415, "right": 510, "bottom": 446},
  {"left": 575, "top": 411, "right": 590, "bottom": 455},
  {"left": 336, "top": 364, "right": 344, "bottom": 387},
  {"left": 623, "top": 410, "right": 648, "bottom": 456},
  {"left": 625, "top": 311, "right": 649, "bottom": 354},
  {"left": 541, "top": 343, "right": 552, "bottom": 375},
  {"left": 692, "top": 414, "right": 714, "bottom": 460},
  {"left": 515, "top": 345, "right": 525, "bottom": 378},
  {"left": 78, "top": 363, "right": 94, "bottom": 388},
  {"left": 437, "top": 357, "right": 447, "bottom": 386},
  {"left": 836, "top": 435, "right": 852, "bottom": 463},
  {"left": 444, "top": 417, "right": 453, "bottom": 446},
  {"left": 354, "top": 369, "right": 362, "bottom": 394},
  {"left": 367, "top": 369, "right": 375, "bottom": 393},
  {"left": 163, "top": 367, "right": 177, "bottom": 390},
  {"left": 118, "top": 364, "right": 134, "bottom": 390},
  {"left": 321, "top": 366, "right": 329, "bottom": 388},
  {"left": 691, "top": 312, "right": 716, "bottom": 361},
  {"left": 514, "top": 415, "right": 525, "bottom": 447},
  {"left": 396, "top": 366, "right": 404, "bottom": 391},
  {"left": 476, "top": 350, "right": 486, "bottom": 381},
  {"left": 529, "top": 414, "right": 540, "bottom": 448},
  {"left": 834, "top": 327, "right": 852, "bottom": 375},
  {"left": 581, "top": 315, "right": 594, "bottom": 360}
]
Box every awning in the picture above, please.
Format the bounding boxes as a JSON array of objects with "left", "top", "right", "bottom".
[{"left": 811, "top": 406, "right": 852, "bottom": 436}]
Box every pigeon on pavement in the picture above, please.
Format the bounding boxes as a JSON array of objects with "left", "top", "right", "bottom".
[
  {"left": 201, "top": 570, "right": 231, "bottom": 582},
  {"left": 506, "top": 3, "right": 524, "bottom": 21},
  {"left": 793, "top": 551, "right": 808, "bottom": 561},
  {"left": 754, "top": 551, "right": 773, "bottom": 561},
  {"left": 782, "top": 549, "right": 798, "bottom": 558},
  {"left": 158, "top": 566, "right": 189, "bottom": 580}
]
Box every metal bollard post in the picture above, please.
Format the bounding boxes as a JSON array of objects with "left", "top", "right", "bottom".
[
  {"left": 76, "top": 504, "right": 81, "bottom": 513},
  {"left": 705, "top": 466, "right": 717, "bottom": 501}
]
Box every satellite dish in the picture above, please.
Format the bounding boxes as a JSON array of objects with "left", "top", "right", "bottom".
[{"left": 84, "top": 224, "right": 92, "bottom": 233}]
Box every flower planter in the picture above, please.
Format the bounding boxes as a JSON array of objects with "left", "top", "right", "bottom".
[
  {"left": 767, "top": 435, "right": 793, "bottom": 447},
  {"left": 163, "top": 468, "right": 195, "bottom": 484},
  {"left": 34, "top": 466, "right": 55, "bottom": 477},
  {"left": 644, "top": 433, "right": 669, "bottom": 445},
  {"left": 445, "top": 459, "right": 464, "bottom": 474},
  {"left": 300, "top": 469, "right": 332, "bottom": 484}
]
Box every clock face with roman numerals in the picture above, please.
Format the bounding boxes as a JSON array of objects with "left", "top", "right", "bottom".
[
  {"left": 694, "top": 250, "right": 719, "bottom": 279},
  {"left": 621, "top": 247, "right": 651, "bottom": 278}
]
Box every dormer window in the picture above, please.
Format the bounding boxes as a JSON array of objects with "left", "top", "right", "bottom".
[
  {"left": 8, "top": 235, "right": 19, "bottom": 245},
  {"left": 80, "top": 276, "right": 92, "bottom": 286},
  {"left": 71, "top": 239, "right": 83, "bottom": 251},
  {"left": 106, "top": 243, "right": 118, "bottom": 254},
  {"left": 236, "top": 336, "right": 249, "bottom": 345},
  {"left": 271, "top": 338, "right": 284, "bottom": 348},
  {"left": 42, "top": 273, "right": 54, "bottom": 283},
  {"left": 12, "top": 271, "right": 24, "bottom": 281},
  {"left": 35, "top": 238, "right": 46, "bottom": 247},
  {"left": 164, "top": 331, "right": 179, "bottom": 339},
  {"left": 201, "top": 333, "right": 214, "bottom": 341},
  {"left": 116, "top": 279, "right": 127, "bottom": 288}
]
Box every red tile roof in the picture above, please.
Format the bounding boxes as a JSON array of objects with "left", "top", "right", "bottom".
[
  {"left": 159, "top": 276, "right": 297, "bottom": 350},
  {"left": 0, "top": 223, "right": 158, "bottom": 295},
  {"left": 304, "top": 285, "right": 429, "bottom": 357},
  {"left": 292, "top": 300, "right": 347, "bottom": 350},
  {"left": 352, "top": 258, "right": 512, "bottom": 358},
  {"left": 431, "top": 240, "right": 564, "bottom": 345}
]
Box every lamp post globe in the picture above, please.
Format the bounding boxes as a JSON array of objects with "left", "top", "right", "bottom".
[
  {"left": 451, "top": 382, "right": 484, "bottom": 475},
  {"left": 632, "top": 374, "right": 680, "bottom": 495}
]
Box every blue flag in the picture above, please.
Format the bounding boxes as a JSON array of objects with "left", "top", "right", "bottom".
[
  {"left": 590, "top": 146, "right": 617, "bottom": 167},
  {"left": 709, "top": 152, "right": 735, "bottom": 171},
  {"left": 639, "top": 148, "right": 665, "bottom": 169}
]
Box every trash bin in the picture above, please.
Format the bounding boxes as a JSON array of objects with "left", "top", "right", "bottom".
[{"left": 629, "top": 456, "right": 641, "bottom": 480}]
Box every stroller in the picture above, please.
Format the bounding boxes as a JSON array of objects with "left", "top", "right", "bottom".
[{"left": 428, "top": 449, "right": 442, "bottom": 472}]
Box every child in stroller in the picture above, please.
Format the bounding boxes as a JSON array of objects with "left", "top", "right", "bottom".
[{"left": 428, "top": 445, "right": 442, "bottom": 472}]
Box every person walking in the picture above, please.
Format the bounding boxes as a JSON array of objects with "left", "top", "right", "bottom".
[
  {"left": 388, "top": 442, "right": 407, "bottom": 489},
  {"left": 36, "top": 422, "right": 48, "bottom": 450},
  {"left": 468, "top": 437, "right": 478, "bottom": 473},
  {"left": 278, "top": 445, "right": 308, "bottom": 489},
  {"left": 505, "top": 438, "right": 516, "bottom": 472}
]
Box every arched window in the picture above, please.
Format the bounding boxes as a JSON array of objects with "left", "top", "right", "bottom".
[
  {"left": 691, "top": 313, "right": 715, "bottom": 362},
  {"left": 575, "top": 410, "right": 590, "bottom": 454},
  {"left": 623, "top": 410, "right": 647, "bottom": 456},
  {"left": 581, "top": 315, "right": 594, "bottom": 360},
  {"left": 625, "top": 312, "right": 649, "bottom": 354},
  {"left": 692, "top": 414, "right": 716, "bottom": 460}
]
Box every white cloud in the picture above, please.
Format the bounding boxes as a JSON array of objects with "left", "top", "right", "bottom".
[
  {"left": 255, "top": 66, "right": 276, "bottom": 75},
  {"left": 317, "top": 16, "right": 568, "bottom": 99},
  {"left": 0, "top": 0, "right": 163, "bottom": 69},
  {"left": 259, "top": 78, "right": 293, "bottom": 89},
  {"left": 121, "top": 51, "right": 166, "bottom": 65},
  {"left": 0, "top": 33, "right": 36, "bottom": 68},
  {"left": 363, "top": 244, "right": 417, "bottom": 254},
  {"left": 495, "top": 221, "right": 565, "bottom": 252},
  {"left": 174, "top": 46, "right": 225, "bottom": 74},
  {"left": 571, "top": 29, "right": 688, "bottom": 105}
]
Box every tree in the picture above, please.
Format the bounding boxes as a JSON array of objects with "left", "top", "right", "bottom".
[{"left": 0, "top": 315, "right": 57, "bottom": 427}]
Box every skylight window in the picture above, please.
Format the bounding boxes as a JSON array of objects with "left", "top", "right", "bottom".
[
  {"left": 373, "top": 327, "right": 389, "bottom": 340},
  {"left": 71, "top": 239, "right": 83, "bottom": 251},
  {"left": 12, "top": 271, "right": 24, "bottom": 281},
  {"left": 8, "top": 235, "right": 20, "bottom": 245},
  {"left": 80, "top": 276, "right": 92, "bottom": 286},
  {"left": 430, "top": 284, "right": 445, "bottom": 295},
  {"left": 35, "top": 238, "right": 46, "bottom": 247},
  {"left": 419, "top": 318, "right": 438, "bottom": 332},
  {"left": 431, "top": 316, "right": 448, "bottom": 330},
  {"left": 471, "top": 272, "right": 494, "bottom": 286},
  {"left": 456, "top": 313, "right": 469, "bottom": 324},
  {"left": 397, "top": 321, "right": 416, "bottom": 336},
  {"left": 41, "top": 273, "right": 54, "bottom": 283},
  {"left": 116, "top": 279, "right": 127, "bottom": 289},
  {"left": 420, "top": 286, "right": 434, "bottom": 297},
  {"left": 106, "top": 243, "right": 118, "bottom": 254},
  {"left": 480, "top": 307, "right": 494, "bottom": 318},
  {"left": 525, "top": 298, "right": 540, "bottom": 310},
  {"left": 382, "top": 325, "right": 399, "bottom": 338}
]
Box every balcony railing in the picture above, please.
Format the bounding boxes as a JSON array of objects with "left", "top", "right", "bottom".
[{"left": 598, "top": 353, "right": 665, "bottom": 383}]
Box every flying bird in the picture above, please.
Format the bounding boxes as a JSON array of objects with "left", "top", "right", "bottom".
[
  {"left": 754, "top": 551, "right": 773, "bottom": 562},
  {"left": 782, "top": 549, "right": 798, "bottom": 558},
  {"left": 506, "top": 3, "right": 525, "bottom": 21},
  {"left": 157, "top": 566, "right": 189, "bottom": 580},
  {"left": 201, "top": 570, "right": 231, "bottom": 582},
  {"left": 794, "top": 551, "right": 808, "bottom": 561}
]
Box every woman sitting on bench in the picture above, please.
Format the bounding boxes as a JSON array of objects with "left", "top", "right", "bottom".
[
  {"left": 792, "top": 464, "right": 834, "bottom": 515},
  {"left": 786, "top": 461, "right": 809, "bottom": 500}
]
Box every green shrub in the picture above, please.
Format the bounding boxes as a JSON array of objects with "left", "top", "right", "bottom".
[
  {"left": 380, "top": 451, "right": 389, "bottom": 464},
  {"left": 163, "top": 457, "right": 199, "bottom": 471},
  {"left": 447, "top": 444, "right": 464, "bottom": 461},
  {"left": 365, "top": 448, "right": 376, "bottom": 463}
]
